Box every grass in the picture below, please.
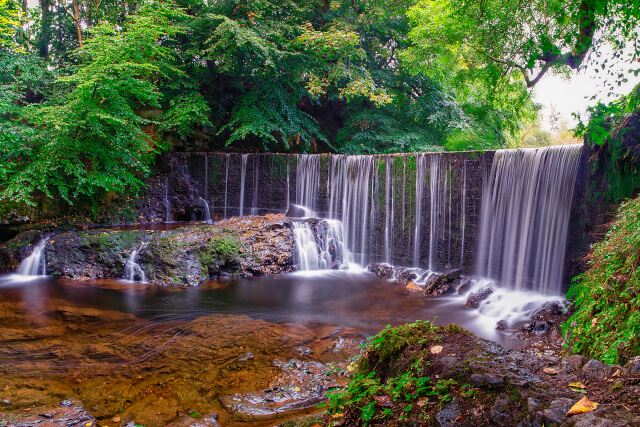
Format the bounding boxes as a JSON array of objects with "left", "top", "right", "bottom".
[{"left": 563, "top": 195, "right": 640, "bottom": 365}]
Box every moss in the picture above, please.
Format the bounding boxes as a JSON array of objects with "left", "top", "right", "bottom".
[{"left": 563, "top": 195, "right": 640, "bottom": 364}]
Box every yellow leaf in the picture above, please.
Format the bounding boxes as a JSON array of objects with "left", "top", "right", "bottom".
[
  {"left": 430, "top": 345, "right": 443, "bottom": 354},
  {"left": 566, "top": 396, "right": 598, "bottom": 416},
  {"left": 568, "top": 382, "right": 586, "bottom": 389}
]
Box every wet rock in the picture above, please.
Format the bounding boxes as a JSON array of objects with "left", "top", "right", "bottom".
[
  {"left": 527, "top": 397, "right": 541, "bottom": 414},
  {"left": 470, "top": 372, "right": 505, "bottom": 387},
  {"left": 220, "top": 358, "right": 338, "bottom": 422},
  {"left": 436, "top": 398, "right": 461, "bottom": 427},
  {"left": 238, "top": 352, "right": 254, "bottom": 362},
  {"left": 623, "top": 355, "right": 640, "bottom": 377},
  {"left": 465, "top": 286, "right": 494, "bottom": 308},
  {"left": 189, "top": 413, "right": 221, "bottom": 427},
  {"left": 582, "top": 358, "right": 607, "bottom": 381},
  {"left": 455, "top": 277, "right": 474, "bottom": 294},
  {"left": 396, "top": 270, "right": 417, "bottom": 287},
  {"left": 367, "top": 263, "right": 394, "bottom": 280},
  {"left": 38, "top": 213, "right": 295, "bottom": 285},
  {"left": 490, "top": 396, "right": 512, "bottom": 424},
  {"left": 1, "top": 398, "right": 98, "bottom": 426},
  {"left": 562, "top": 355, "right": 588, "bottom": 372},
  {"left": 538, "top": 397, "right": 573, "bottom": 425},
  {"left": 444, "top": 269, "right": 462, "bottom": 280}
]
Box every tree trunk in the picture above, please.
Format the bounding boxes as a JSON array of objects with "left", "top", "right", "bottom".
[
  {"left": 72, "top": 0, "right": 83, "bottom": 47},
  {"left": 37, "top": 0, "right": 53, "bottom": 58}
]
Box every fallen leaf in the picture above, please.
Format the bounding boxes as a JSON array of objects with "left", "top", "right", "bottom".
[
  {"left": 111, "top": 416, "right": 121, "bottom": 423},
  {"left": 373, "top": 395, "right": 394, "bottom": 407},
  {"left": 21, "top": 407, "right": 31, "bottom": 411},
  {"left": 430, "top": 345, "right": 443, "bottom": 354},
  {"left": 544, "top": 367, "right": 559, "bottom": 375},
  {"left": 612, "top": 369, "right": 621, "bottom": 378},
  {"left": 567, "top": 396, "right": 598, "bottom": 416},
  {"left": 416, "top": 398, "right": 428, "bottom": 407},
  {"left": 568, "top": 382, "right": 586, "bottom": 389}
]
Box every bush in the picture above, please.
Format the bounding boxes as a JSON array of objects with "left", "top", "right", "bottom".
[{"left": 563, "top": 196, "right": 640, "bottom": 364}]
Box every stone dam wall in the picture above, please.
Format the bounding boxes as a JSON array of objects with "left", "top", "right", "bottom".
[{"left": 137, "top": 148, "right": 589, "bottom": 290}]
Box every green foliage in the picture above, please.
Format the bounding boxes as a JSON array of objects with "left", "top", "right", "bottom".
[
  {"left": 0, "top": 1, "right": 209, "bottom": 210},
  {"left": 563, "top": 195, "right": 640, "bottom": 364},
  {"left": 324, "top": 321, "right": 469, "bottom": 425}
]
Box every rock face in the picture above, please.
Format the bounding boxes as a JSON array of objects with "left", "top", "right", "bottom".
[{"left": 3, "top": 214, "right": 295, "bottom": 285}]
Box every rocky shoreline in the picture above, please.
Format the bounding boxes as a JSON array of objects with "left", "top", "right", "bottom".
[{"left": 0, "top": 214, "right": 295, "bottom": 286}]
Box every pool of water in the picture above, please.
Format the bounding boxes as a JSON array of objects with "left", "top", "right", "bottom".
[{"left": 0, "top": 270, "right": 562, "bottom": 426}]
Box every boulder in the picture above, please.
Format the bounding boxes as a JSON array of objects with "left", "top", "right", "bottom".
[{"left": 466, "top": 286, "right": 494, "bottom": 308}]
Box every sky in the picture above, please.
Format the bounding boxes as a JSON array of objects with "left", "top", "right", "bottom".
[{"left": 533, "top": 45, "right": 640, "bottom": 131}]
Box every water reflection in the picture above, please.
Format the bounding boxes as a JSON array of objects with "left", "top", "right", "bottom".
[{"left": 0, "top": 270, "right": 550, "bottom": 350}]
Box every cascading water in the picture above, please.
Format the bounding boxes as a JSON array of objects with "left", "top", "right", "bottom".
[
  {"left": 251, "top": 157, "right": 259, "bottom": 215},
  {"left": 163, "top": 178, "right": 172, "bottom": 223},
  {"left": 224, "top": 154, "right": 230, "bottom": 219},
  {"left": 239, "top": 154, "right": 248, "bottom": 217},
  {"left": 293, "top": 219, "right": 353, "bottom": 271},
  {"left": 16, "top": 238, "right": 48, "bottom": 276},
  {"left": 199, "top": 197, "right": 211, "bottom": 223},
  {"left": 124, "top": 243, "right": 147, "bottom": 282},
  {"left": 413, "top": 154, "right": 427, "bottom": 266},
  {"left": 476, "top": 144, "right": 582, "bottom": 294},
  {"left": 296, "top": 154, "right": 321, "bottom": 216}
]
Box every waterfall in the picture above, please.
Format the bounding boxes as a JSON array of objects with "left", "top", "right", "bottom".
[
  {"left": 476, "top": 144, "right": 582, "bottom": 294},
  {"left": 385, "top": 157, "right": 394, "bottom": 263},
  {"left": 413, "top": 154, "right": 427, "bottom": 266},
  {"left": 224, "top": 154, "right": 230, "bottom": 219},
  {"left": 460, "top": 162, "right": 467, "bottom": 268},
  {"left": 239, "top": 154, "right": 248, "bottom": 217},
  {"left": 293, "top": 219, "right": 353, "bottom": 271},
  {"left": 286, "top": 156, "right": 291, "bottom": 212},
  {"left": 251, "top": 156, "right": 259, "bottom": 215},
  {"left": 327, "top": 156, "right": 375, "bottom": 266},
  {"left": 296, "top": 154, "right": 321, "bottom": 215},
  {"left": 199, "top": 197, "right": 211, "bottom": 223},
  {"left": 163, "top": 178, "right": 172, "bottom": 222},
  {"left": 16, "top": 238, "right": 48, "bottom": 276},
  {"left": 124, "top": 243, "right": 147, "bottom": 282}
]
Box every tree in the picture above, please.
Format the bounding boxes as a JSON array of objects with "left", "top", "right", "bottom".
[
  {"left": 0, "top": 1, "right": 210, "bottom": 208},
  {"left": 407, "top": 0, "right": 640, "bottom": 89}
]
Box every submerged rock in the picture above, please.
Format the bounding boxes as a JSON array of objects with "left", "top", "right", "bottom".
[{"left": 0, "top": 398, "right": 98, "bottom": 426}]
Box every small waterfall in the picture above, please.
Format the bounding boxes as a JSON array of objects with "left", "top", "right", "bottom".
[
  {"left": 224, "top": 154, "right": 230, "bottom": 219},
  {"left": 251, "top": 156, "right": 259, "bottom": 215},
  {"left": 385, "top": 157, "right": 394, "bottom": 263},
  {"left": 460, "top": 162, "right": 467, "bottom": 268},
  {"left": 239, "top": 154, "right": 248, "bottom": 216},
  {"left": 293, "top": 220, "right": 353, "bottom": 271},
  {"left": 429, "top": 155, "right": 453, "bottom": 272},
  {"left": 296, "top": 154, "right": 321, "bottom": 215},
  {"left": 124, "top": 243, "right": 147, "bottom": 282},
  {"left": 413, "top": 154, "right": 427, "bottom": 266},
  {"left": 286, "top": 156, "right": 291, "bottom": 212},
  {"left": 163, "top": 178, "right": 172, "bottom": 222},
  {"left": 327, "top": 156, "right": 375, "bottom": 266},
  {"left": 199, "top": 197, "right": 211, "bottom": 223},
  {"left": 16, "top": 238, "right": 48, "bottom": 276},
  {"left": 293, "top": 222, "right": 321, "bottom": 270},
  {"left": 476, "top": 144, "right": 582, "bottom": 294}
]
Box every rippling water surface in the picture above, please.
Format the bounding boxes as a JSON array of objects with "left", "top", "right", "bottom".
[{"left": 0, "top": 270, "right": 559, "bottom": 426}]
